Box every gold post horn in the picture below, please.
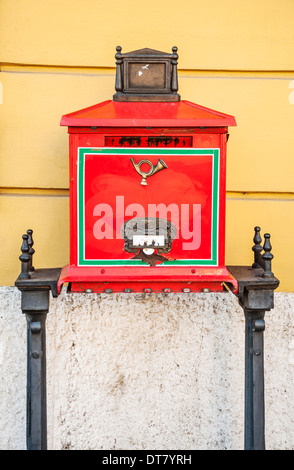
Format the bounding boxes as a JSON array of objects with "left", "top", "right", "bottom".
[
  {"left": 151, "top": 159, "right": 168, "bottom": 175},
  {"left": 130, "top": 158, "right": 168, "bottom": 186}
]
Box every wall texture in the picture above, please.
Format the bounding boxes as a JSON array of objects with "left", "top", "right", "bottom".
[
  {"left": 1, "top": 288, "right": 294, "bottom": 450},
  {"left": 0, "top": 0, "right": 294, "bottom": 450}
]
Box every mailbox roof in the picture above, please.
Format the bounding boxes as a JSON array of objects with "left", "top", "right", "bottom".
[{"left": 60, "top": 100, "right": 236, "bottom": 128}]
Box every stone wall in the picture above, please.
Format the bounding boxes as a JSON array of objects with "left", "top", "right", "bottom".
[{"left": 1, "top": 287, "right": 293, "bottom": 450}]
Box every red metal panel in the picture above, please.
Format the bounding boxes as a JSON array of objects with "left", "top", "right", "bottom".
[
  {"left": 69, "top": 132, "right": 225, "bottom": 265},
  {"left": 60, "top": 99, "right": 236, "bottom": 293},
  {"left": 82, "top": 151, "right": 213, "bottom": 263},
  {"left": 61, "top": 100, "right": 237, "bottom": 128},
  {"left": 57, "top": 265, "right": 238, "bottom": 293},
  {"left": 67, "top": 127, "right": 228, "bottom": 135}
]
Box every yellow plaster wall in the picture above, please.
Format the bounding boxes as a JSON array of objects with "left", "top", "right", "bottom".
[
  {"left": 0, "top": 0, "right": 294, "bottom": 290},
  {"left": 1, "top": 0, "right": 294, "bottom": 71}
]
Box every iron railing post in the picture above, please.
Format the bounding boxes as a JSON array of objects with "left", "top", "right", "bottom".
[
  {"left": 244, "top": 309, "right": 266, "bottom": 450},
  {"left": 15, "top": 229, "right": 61, "bottom": 450},
  {"left": 22, "top": 291, "right": 49, "bottom": 450}
]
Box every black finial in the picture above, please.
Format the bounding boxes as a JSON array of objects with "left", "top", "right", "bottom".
[
  {"left": 252, "top": 226, "right": 262, "bottom": 269},
  {"left": 262, "top": 233, "right": 274, "bottom": 278},
  {"left": 115, "top": 46, "right": 123, "bottom": 92},
  {"left": 27, "top": 229, "right": 35, "bottom": 272},
  {"left": 171, "top": 46, "right": 179, "bottom": 93},
  {"left": 19, "top": 234, "right": 31, "bottom": 279}
]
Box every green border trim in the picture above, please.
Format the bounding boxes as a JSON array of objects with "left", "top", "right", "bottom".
[{"left": 77, "top": 148, "right": 219, "bottom": 266}]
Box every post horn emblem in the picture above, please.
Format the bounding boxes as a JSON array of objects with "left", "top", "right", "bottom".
[{"left": 130, "top": 158, "right": 168, "bottom": 185}]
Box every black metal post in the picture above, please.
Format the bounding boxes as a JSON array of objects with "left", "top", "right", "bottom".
[
  {"left": 228, "top": 227, "right": 279, "bottom": 451},
  {"left": 15, "top": 229, "right": 61, "bottom": 450},
  {"left": 22, "top": 290, "right": 49, "bottom": 450},
  {"left": 244, "top": 309, "right": 265, "bottom": 450}
]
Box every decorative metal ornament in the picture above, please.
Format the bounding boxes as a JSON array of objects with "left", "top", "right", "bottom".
[
  {"left": 113, "top": 46, "right": 180, "bottom": 102},
  {"left": 130, "top": 157, "right": 168, "bottom": 185},
  {"left": 121, "top": 217, "right": 177, "bottom": 254},
  {"left": 121, "top": 217, "right": 177, "bottom": 266}
]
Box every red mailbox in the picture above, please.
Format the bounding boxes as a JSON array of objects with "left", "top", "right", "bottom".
[{"left": 58, "top": 47, "right": 237, "bottom": 294}]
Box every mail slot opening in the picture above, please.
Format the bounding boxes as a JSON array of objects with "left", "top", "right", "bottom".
[{"left": 105, "top": 136, "right": 192, "bottom": 147}]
